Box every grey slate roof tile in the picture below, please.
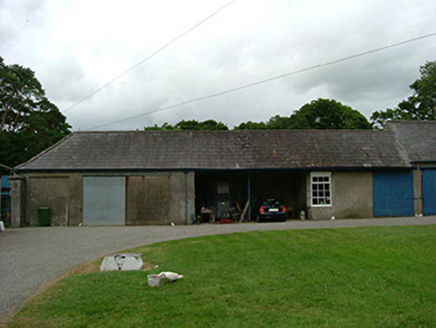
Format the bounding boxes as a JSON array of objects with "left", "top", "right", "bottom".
[
  {"left": 16, "top": 130, "right": 411, "bottom": 171},
  {"left": 386, "top": 121, "right": 436, "bottom": 163}
]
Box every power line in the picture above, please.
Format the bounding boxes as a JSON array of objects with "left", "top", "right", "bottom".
[
  {"left": 63, "top": 0, "right": 238, "bottom": 113},
  {"left": 88, "top": 32, "right": 436, "bottom": 130}
]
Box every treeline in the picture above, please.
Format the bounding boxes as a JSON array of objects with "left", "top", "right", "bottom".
[
  {"left": 145, "top": 59, "right": 436, "bottom": 132},
  {"left": 145, "top": 98, "right": 372, "bottom": 131}
]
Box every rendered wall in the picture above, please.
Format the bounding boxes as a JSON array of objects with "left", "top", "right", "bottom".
[
  {"left": 172, "top": 171, "right": 195, "bottom": 225},
  {"left": 68, "top": 174, "right": 83, "bottom": 226},
  {"left": 20, "top": 171, "right": 195, "bottom": 226},
  {"left": 27, "top": 175, "right": 70, "bottom": 226},
  {"left": 9, "top": 176, "right": 26, "bottom": 227},
  {"left": 18, "top": 173, "right": 83, "bottom": 226},
  {"left": 127, "top": 174, "right": 169, "bottom": 225},
  {"left": 308, "top": 171, "right": 373, "bottom": 220},
  {"left": 126, "top": 172, "right": 194, "bottom": 225}
]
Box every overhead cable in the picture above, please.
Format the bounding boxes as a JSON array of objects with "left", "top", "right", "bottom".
[
  {"left": 63, "top": 0, "right": 238, "bottom": 113},
  {"left": 88, "top": 32, "right": 436, "bottom": 130}
]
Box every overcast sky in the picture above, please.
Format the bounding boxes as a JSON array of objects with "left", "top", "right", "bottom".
[{"left": 1, "top": 0, "right": 435, "bottom": 131}]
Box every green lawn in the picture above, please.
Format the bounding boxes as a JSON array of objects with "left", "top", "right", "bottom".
[{"left": 9, "top": 226, "right": 436, "bottom": 328}]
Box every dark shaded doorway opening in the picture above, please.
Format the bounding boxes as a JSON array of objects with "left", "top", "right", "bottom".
[{"left": 195, "top": 170, "right": 307, "bottom": 222}]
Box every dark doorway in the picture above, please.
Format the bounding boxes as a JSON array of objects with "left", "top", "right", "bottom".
[{"left": 195, "top": 170, "right": 307, "bottom": 222}]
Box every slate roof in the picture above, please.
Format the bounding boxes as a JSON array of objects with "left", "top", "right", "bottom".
[
  {"left": 386, "top": 121, "right": 436, "bottom": 163},
  {"left": 16, "top": 130, "right": 411, "bottom": 172}
]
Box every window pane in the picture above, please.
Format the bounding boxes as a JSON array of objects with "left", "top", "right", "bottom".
[{"left": 311, "top": 174, "right": 332, "bottom": 206}]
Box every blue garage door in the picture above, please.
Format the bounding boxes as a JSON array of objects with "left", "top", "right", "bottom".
[
  {"left": 373, "top": 171, "right": 414, "bottom": 217},
  {"left": 423, "top": 169, "right": 436, "bottom": 215}
]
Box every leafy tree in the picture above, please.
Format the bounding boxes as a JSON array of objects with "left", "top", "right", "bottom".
[
  {"left": 370, "top": 101, "right": 414, "bottom": 129},
  {"left": 371, "top": 60, "right": 436, "bottom": 129},
  {"left": 0, "top": 57, "right": 71, "bottom": 174},
  {"left": 266, "top": 115, "right": 293, "bottom": 129},
  {"left": 145, "top": 122, "right": 175, "bottom": 131},
  {"left": 288, "top": 98, "right": 371, "bottom": 130},
  {"left": 234, "top": 121, "right": 267, "bottom": 130},
  {"left": 145, "top": 119, "right": 228, "bottom": 131},
  {"left": 175, "top": 119, "right": 228, "bottom": 131}
]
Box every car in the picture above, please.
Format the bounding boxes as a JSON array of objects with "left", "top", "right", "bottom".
[{"left": 257, "top": 199, "right": 287, "bottom": 222}]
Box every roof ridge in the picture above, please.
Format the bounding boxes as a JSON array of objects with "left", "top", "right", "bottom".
[
  {"left": 388, "top": 120, "right": 436, "bottom": 124},
  {"left": 71, "top": 129, "right": 385, "bottom": 134}
]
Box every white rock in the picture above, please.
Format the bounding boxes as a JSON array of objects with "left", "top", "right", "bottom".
[
  {"left": 119, "top": 256, "right": 144, "bottom": 271},
  {"left": 100, "top": 253, "right": 143, "bottom": 271},
  {"left": 100, "top": 256, "right": 119, "bottom": 271}
]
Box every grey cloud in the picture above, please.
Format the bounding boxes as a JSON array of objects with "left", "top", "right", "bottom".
[
  {"left": 41, "top": 55, "right": 100, "bottom": 106},
  {"left": 2, "top": 0, "right": 436, "bottom": 131}
]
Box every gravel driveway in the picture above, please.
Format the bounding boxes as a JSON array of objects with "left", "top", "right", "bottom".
[{"left": 1, "top": 216, "right": 436, "bottom": 326}]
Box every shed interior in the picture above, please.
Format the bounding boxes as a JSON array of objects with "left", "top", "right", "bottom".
[{"left": 195, "top": 171, "right": 307, "bottom": 222}]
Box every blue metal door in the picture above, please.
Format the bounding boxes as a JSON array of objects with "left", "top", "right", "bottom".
[
  {"left": 373, "top": 171, "right": 414, "bottom": 217},
  {"left": 422, "top": 169, "right": 436, "bottom": 215}
]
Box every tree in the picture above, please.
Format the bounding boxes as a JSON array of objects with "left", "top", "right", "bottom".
[
  {"left": 0, "top": 57, "right": 71, "bottom": 174},
  {"left": 175, "top": 119, "right": 228, "bottom": 131},
  {"left": 371, "top": 60, "right": 436, "bottom": 129},
  {"left": 288, "top": 98, "right": 371, "bottom": 130},
  {"left": 145, "top": 119, "right": 228, "bottom": 131},
  {"left": 370, "top": 101, "right": 414, "bottom": 129},
  {"left": 234, "top": 121, "right": 267, "bottom": 130},
  {"left": 144, "top": 122, "right": 175, "bottom": 131},
  {"left": 266, "top": 115, "right": 292, "bottom": 129}
]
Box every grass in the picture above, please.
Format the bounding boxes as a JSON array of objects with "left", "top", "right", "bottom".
[{"left": 9, "top": 225, "right": 436, "bottom": 327}]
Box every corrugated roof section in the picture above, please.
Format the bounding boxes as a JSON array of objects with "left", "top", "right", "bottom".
[{"left": 16, "top": 130, "right": 411, "bottom": 171}]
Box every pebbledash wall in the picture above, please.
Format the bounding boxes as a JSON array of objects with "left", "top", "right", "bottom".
[
  {"left": 308, "top": 171, "right": 374, "bottom": 220},
  {"left": 11, "top": 171, "right": 195, "bottom": 227},
  {"left": 11, "top": 169, "right": 379, "bottom": 226}
]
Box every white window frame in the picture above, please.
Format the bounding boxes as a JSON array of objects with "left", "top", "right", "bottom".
[{"left": 310, "top": 172, "right": 332, "bottom": 207}]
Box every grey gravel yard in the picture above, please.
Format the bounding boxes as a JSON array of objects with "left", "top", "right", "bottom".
[{"left": 1, "top": 216, "right": 436, "bottom": 326}]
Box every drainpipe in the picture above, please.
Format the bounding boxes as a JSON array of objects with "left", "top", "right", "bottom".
[{"left": 184, "top": 171, "right": 188, "bottom": 225}]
